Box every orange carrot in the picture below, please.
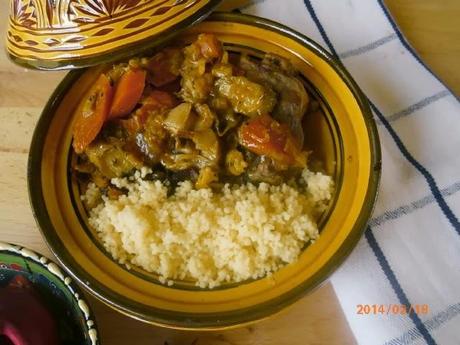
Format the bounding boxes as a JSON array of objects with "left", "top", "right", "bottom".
[
  {"left": 72, "top": 74, "right": 113, "bottom": 154},
  {"left": 109, "top": 69, "right": 146, "bottom": 119}
]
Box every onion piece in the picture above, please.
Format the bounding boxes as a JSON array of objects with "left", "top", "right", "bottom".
[
  {"left": 191, "top": 129, "right": 220, "bottom": 163},
  {"left": 194, "top": 104, "right": 215, "bottom": 131},
  {"left": 163, "top": 103, "right": 195, "bottom": 134}
]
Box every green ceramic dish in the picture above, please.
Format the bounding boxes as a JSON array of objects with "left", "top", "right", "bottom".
[
  {"left": 0, "top": 242, "right": 100, "bottom": 344},
  {"left": 28, "top": 13, "right": 381, "bottom": 329}
]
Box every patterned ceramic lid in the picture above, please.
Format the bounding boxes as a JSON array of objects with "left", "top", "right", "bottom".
[{"left": 7, "top": 0, "right": 223, "bottom": 70}]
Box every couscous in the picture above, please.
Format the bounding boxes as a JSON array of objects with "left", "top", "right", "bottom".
[{"left": 84, "top": 168, "right": 333, "bottom": 288}]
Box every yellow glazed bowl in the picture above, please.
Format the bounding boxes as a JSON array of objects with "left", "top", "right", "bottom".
[{"left": 28, "top": 13, "right": 381, "bottom": 330}]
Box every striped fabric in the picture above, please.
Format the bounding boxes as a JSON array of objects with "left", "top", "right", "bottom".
[{"left": 236, "top": 1, "right": 460, "bottom": 344}]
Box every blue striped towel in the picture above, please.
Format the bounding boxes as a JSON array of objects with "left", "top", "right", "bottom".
[{"left": 236, "top": 1, "right": 460, "bottom": 344}]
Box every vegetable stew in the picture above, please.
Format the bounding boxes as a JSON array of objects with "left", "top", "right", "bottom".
[{"left": 72, "top": 34, "right": 320, "bottom": 192}]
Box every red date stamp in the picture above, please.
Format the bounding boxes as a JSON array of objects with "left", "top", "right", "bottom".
[{"left": 356, "top": 304, "right": 430, "bottom": 315}]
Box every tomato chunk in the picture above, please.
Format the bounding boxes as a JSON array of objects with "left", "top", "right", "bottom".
[
  {"left": 142, "top": 90, "right": 177, "bottom": 109},
  {"left": 146, "top": 48, "right": 182, "bottom": 87},
  {"left": 238, "top": 114, "right": 306, "bottom": 167},
  {"left": 72, "top": 74, "right": 113, "bottom": 154},
  {"left": 109, "top": 69, "right": 146, "bottom": 119}
]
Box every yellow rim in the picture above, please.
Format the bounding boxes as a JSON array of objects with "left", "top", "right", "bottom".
[{"left": 28, "top": 13, "right": 381, "bottom": 329}]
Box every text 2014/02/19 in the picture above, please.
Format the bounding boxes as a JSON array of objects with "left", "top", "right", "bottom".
[{"left": 356, "top": 304, "right": 429, "bottom": 315}]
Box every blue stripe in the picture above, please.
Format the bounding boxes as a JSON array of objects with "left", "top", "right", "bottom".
[
  {"left": 376, "top": 90, "right": 451, "bottom": 125},
  {"left": 302, "top": 0, "right": 460, "bottom": 235},
  {"left": 385, "top": 303, "right": 460, "bottom": 345},
  {"left": 370, "top": 181, "right": 460, "bottom": 228},
  {"left": 370, "top": 102, "right": 460, "bottom": 234},
  {"left": 339, "top": 33, "right": 397, "bottom": 59},
  {"left": 302, "top": 0, "right": 338, "bottom": 56},
  {"left": 366, "top": 228, "right": 437, "bottom": 345},
  {"left": 376, "top": 0, "right": 460, "bottom": 103}
]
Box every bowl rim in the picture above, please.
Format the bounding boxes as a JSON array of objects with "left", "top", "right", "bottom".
[
  {"left": 0, "top": 242, "right": 101, "bottom": 344},
  {"left": 28, "top": 12, "right": 381, "bottom": 330}
]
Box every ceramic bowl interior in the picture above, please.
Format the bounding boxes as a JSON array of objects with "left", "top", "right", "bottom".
[
  {"left": 0, "top": 242, "right": 100, "bottom": 344},
  {"left": 68, "top": 39, "right": 341, "bottom": 291},
  {"left": 28, "top": 13, "right": 381, "bottom": 329}
]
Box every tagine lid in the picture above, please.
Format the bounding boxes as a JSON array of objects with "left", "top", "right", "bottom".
[{"left": 6, "top": 0, "right": 224, "bottom": 70}]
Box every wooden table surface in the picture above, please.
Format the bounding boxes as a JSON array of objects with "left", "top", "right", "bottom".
[{"left": 0, "top": 1, "right": 458, "bottom": 344}]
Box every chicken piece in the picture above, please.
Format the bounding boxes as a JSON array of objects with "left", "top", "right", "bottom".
[
  {"left": 239, "top": 54, "right": 309, "bottom": 146},
  {"left": 179, "top": 34, "right": 223, "bottom": 103},
  {"left": 215, "top": 76, "right": 276, "bottom": 117},
  {"left": 180, "top": 72, "right": 214, "bottom": 103},
  {"left": 85, "top": 140, "right": 143, "bottom": 179},
  {"left": 139, "top": 111, "right": 169, "bottom": 164},
  {"left": 146, "top": 48, "right": 183, "bottom": 87}
]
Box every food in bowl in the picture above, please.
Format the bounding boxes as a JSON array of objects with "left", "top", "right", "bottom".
[
  {"left": 71, "top": 34, "right": 334, "bottom": 288},
  {"left": 29, "top": 13, "right": 380, "bottom": 327}
]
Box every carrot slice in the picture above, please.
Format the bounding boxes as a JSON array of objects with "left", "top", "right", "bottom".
[
  {"left": 238, "top": 114, "right": 306, "bottom": 167},
  {"left": 109, "top": 69, "right": 146, "bottom": 119},
  {"left": 72, "top": 74, "right": 113, "bottom": 154}
]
